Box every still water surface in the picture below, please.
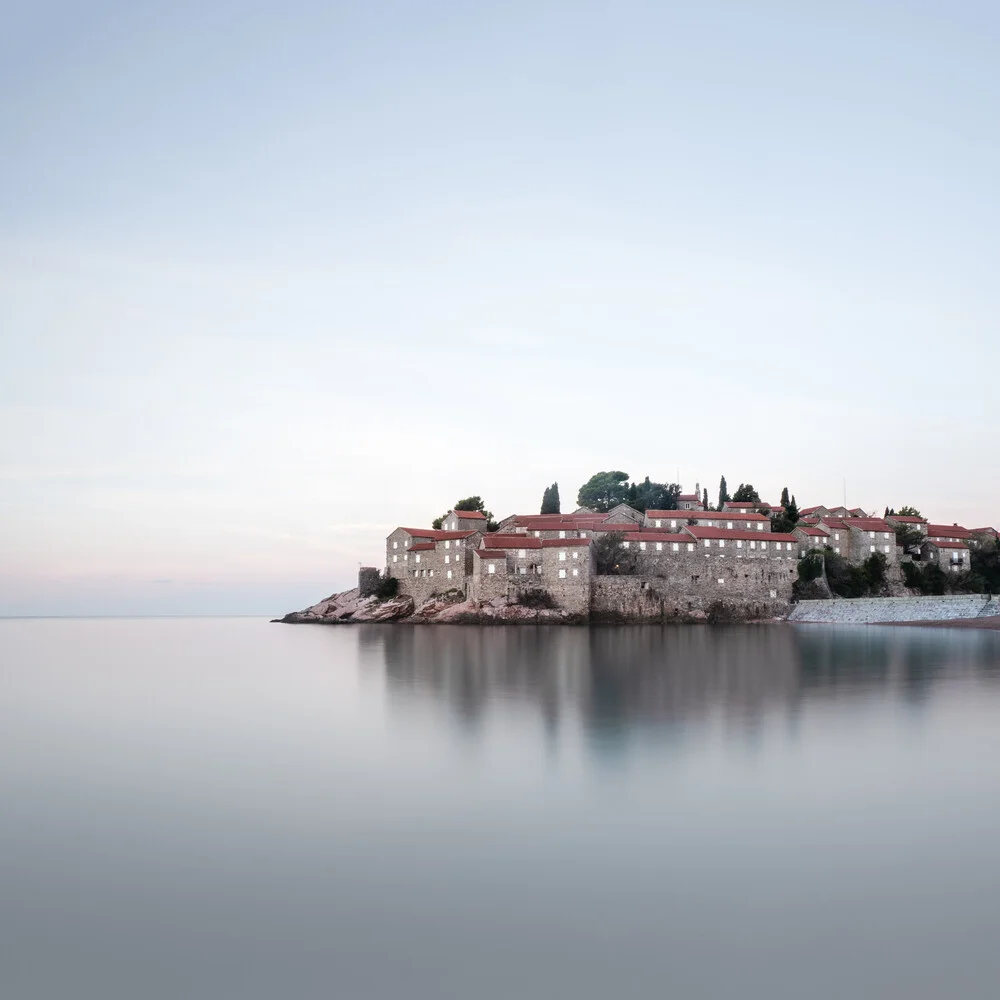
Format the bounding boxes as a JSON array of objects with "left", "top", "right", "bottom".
[{"left": 2, "top": 618, "right": 1000, "bottom": 999}]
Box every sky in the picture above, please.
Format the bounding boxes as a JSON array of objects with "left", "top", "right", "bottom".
[{"left": 2, "top": 0, "right": 999, "bottom": 615}]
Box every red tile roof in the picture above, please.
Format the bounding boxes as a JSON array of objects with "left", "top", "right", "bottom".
[
  {"left": 541, "top": 537, "right": 591, "bottom": 547},
  {"left": 482, "top": 534, "right": 543, "bottom": 549},
  {"left": 409, "top": 542, "right": 435, "bottom": 552},
  {"left": 925, "top": 540, "right": 969, "bottom": 550},
  {"left": 799, "top": 506, "right": 826, "bottom": 516},
  {"left": 475, "top": 549, "right": 508, "bottom": 558},
  {"left": 401, "top": 528, "right": 478, "bottom": 540},
  {"left": 646, "top": 510, "right": 767, "bottom": 522},
  {"left": 970, "top": 527, "right": 998, "bottom": 536},
  {"left": 795, "top": 526, "right": 829, "bottom": 537},
  {"left": 677, "top": 494, "right": 701, "bottom": 502},
  {"left": 683, "top": 526, "right": 798, "bottom": 542},
  {"left": 888, "top": 515, "right": 926, "bottom": 523},
  {"left": 627, "top": 533, "right": 691, "bottom": 543},
  {"left": 449, "top": 509, "right": 486, "bottom": 520},
  {"left": 591, "top": 522, "right": 642, "bottom": 531},
  {"left": 722, "top": 502, "right": 756, "bottom": 509},
  {"left": 926, "top": 524, "right": 972, "bottom": 539},
  {"left": 841, "top": 518, "right": 893, "bottom": 533}
]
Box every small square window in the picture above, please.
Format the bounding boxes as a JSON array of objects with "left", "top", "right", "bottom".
[
  {"left": 656, "top": 542, "right": 663, "bottom": 551},
  {"left": 559, "top": 551, "right": 567, "bottom": 561},
  {"left": 487, "top": 563, "right": 496, "bottom": 575},
  {"left": 640, "top": 542, "right": 647, "bottom": 551},
  {"left": 672, "top": 542, "right": 679, "bottom": 552},
  {"left": 572, "top": 568, "right": 579, "bottom": 577},
  {"left": 518, "top": 549, "right": 526, "bottom": 558},
  {"left": 558, "top": 569, "right": 567, "bottom": 579}
]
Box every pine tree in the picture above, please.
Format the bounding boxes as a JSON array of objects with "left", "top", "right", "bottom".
[
  {"left": 718, "top": 476, "right": 729, "bottom": 511},
  {"left": 540, "top": 482, "right": 561, "bottom": 515}
]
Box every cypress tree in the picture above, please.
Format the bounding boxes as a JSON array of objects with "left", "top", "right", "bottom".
[
  {"left": 718, "top": 476, "right": 729, "bottom": 511},
  {"left": 540, "top": 482, "right": 561, "bottom": 515}
]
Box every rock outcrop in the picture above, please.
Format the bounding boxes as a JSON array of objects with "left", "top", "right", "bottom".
[{"left": 275, "top": 589, "right": 589, "bottom": 625}]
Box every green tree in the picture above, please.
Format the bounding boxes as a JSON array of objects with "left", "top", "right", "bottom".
[
  {"left": 577, "top": 471, "right": 630, "bottom": 512},
  {"left": 718, "top": 476, "right": 729, "bottom": 511},
  {"left": 732, "top": 483, "right": 760, "bottom": 503},
  {"left": 780, "top": 486, "right": 790, "bottom": 507},
  {"left": 771, "top": 495, "right": 800, "bottom": 534},
  {"left": 897, "top": 505, "right": 923, "bottom": 517},
  {"left": 592, "top": 531, "right": 640, "bottom": 575},
  {"left": 703, "top": 487, "right": 709, "bottom": 510},
  {"left": 632, "top": 477, "right": 681, "bottom": 513},
  {"left": 540, "top": 482, "right": 561, "bottom": 515}
]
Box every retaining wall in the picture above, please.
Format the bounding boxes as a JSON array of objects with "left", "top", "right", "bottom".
[{"left": 789, "top": 594, "right": 1000, "bottom": 624}]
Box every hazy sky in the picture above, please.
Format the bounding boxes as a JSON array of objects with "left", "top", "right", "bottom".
[{"left": 3, "top": 1, "right": 999, "bottom": 615}]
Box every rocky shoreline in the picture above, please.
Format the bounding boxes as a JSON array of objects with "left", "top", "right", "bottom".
[{"left": 272, "top": 588, "right": 781, "bottom": 626}]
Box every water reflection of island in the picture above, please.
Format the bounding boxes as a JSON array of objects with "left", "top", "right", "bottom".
[{"left": 357, "top": 626, "right": 1000, "bottom": 739}]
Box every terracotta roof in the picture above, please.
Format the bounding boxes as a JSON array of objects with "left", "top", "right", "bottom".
[
  {"left": 591, "top": 522, "right": 642, "bottom": 531},
  {"left": 475, "top": 549, "right": 508, "bottom": 558},
  {"left": 799, "top": 506, "right": 826, "bottom": 516},
  {"left": 401, "top": 528, "right": 478, "bottom": 540},
  {"left": 722, "top": 502, "right": 756, "bottom": 509},
  {"left": 677, "top": 494, "right": 701, "bottom": 502},
  {"left": 926, "top": 524, "right": 972, "bottom": 539},
  {"left": 816, "top": 518, "right": 848, "bottom": 529},
  {"left": 970, "top": 527, "right": 998, "bottom": 536},
  {"left": 647, "top": 510, "right": 766, "bottom": 522},
  {"left": 795, "top": 526, "right": 829, "bottom": 537},
  {"left": 841, "top": 518, "right": 893, "bottom": 533},
  {"left": 408, "top": 542, "right": 435, "bottom": 552},
  {"left": 509, "top": 520, "right": 589, "bottom": 532},
  {"left": 449, "top": 509, "right": 487, "bottom": 520},
  {"left": 541, "top": 538, "right": 591, "bottom": 547},
  {"left": 626, "top": 533, "right": 693, "bottom": 543},
  {"left": 682, "top": 526, "right": 798, "bottom": 542},
  {"left": 888, "top": 515, "right": 927, "bottom": 524},
  {"left": 482, "top": 534, "right": 542, "bottom": 549},
  {"left": 925, "top": 540, "right": 969, "bottom": 550}
]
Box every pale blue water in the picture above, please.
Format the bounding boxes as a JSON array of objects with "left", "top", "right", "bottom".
[{"left": 2, "top": 618, "right": 999, "bottom": 999}]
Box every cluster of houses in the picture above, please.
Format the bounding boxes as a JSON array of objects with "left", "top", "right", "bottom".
[{"left": 382, "top": 492, "right": 997, "bottom": 615}]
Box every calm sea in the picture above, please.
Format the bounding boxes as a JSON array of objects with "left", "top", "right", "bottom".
[{"left": 2, "top": 618, "right": 999, "bottom": 999}]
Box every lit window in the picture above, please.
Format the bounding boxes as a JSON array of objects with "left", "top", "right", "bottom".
[
  {"left": 870, "top": 545, "right": 875, "bottom": 552},
  {"left": 672, "top": 542, "right": 679, "bottom": 552},
  {"left": 640, "top": 542, "right": 647, "bottom": 551},
  {"left": 559, "top": 530, "right": 566, "bottom": 539},
  {"left": 761, "top": 541, "right": 767, "bottom": 550},
  {"left": 393, "top": 542, "right": 398, "bottom": 549},
  {"left": 704, "top": 540, "right": 710, "bottom": 548},
  {"left": 487, "top": 563, "right": 495, "bottom": 575},
  {"left": 572, "top": 568, "right": 579, "bottom": 577},
  {"left": 393, "top": 555, "right": 398, "bottom": 563},
  {"left": 518, "top": 549, "right": 526, "bottom": 558},
  {"left": 558, "top": 569, "right": 567, "bottom": 579},
  {"left": 447, "top": 570, "right": 453, "bottom": 579},
  {"left": 737, "top": 540, "right": 743, "bottom": 548},
  {"left": 656, "top": 542, "right": 663, "bottom": 551},
  {"left": 445, "top": 555, "right": 450, "bottom": 564},
  {"left": 415, "top": 554, "right": 421, "bottom": 563},
  {"left": 655, "top": 520, "right": 661, "bottom": 528},
  {"left": 687, "top": 543, "right": 694, "bottom": 551},
  {"left": 559, "top": 551, "right": 567, "bottom": 561},
  {"left": 572, "top": 552, "right": 578, "bottom": 559},
  {"left": 719, "top": 540, "right": 725, "bottom": 548}
]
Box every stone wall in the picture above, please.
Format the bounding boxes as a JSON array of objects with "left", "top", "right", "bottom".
[
  {"left": 358, "top": 567, "right": 380, "bottom": 598},
  {"left": 790, "top": 594, "right": 998, "bottom": 624}
]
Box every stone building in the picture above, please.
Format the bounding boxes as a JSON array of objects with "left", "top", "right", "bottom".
[
  {"left": 385, "top": 526, "right": 482, "bottom": 603},
  {"left": 885, "top": 514, "right": 928, "bottom": 535},
  {"left": 643, "top": 510, "right": 769, "bottom": 532},
  {"left": 839, "top": 518, "right": 899, "bottom": 566},
  {"left": 921, "top": 539, "right": 971, "bottom": 573},
  {"left": 926, "top": 523, "right": 973, "bottom": 544},
  {"left": 793, "top": 524, "right": 831, "bottom": 551},
  {"left": 442, "top": 509, "right": 488, "bottom": 532}
]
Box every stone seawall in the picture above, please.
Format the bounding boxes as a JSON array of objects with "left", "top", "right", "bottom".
[{"left": 789, "top": 594, "right": 1000, "bottom": 624}]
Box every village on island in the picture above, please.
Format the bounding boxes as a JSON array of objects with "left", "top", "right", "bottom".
[{"left": 279, "top": 473, "right": 1000, "bottom": 626}]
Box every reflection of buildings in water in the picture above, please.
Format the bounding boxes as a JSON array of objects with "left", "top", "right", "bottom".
[{"left": 360, "top": 624, "right": 1000, "bottom": 741}]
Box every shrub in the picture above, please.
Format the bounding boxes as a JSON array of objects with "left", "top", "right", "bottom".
[
  {"left": 374, "top": 575, "right": 399, "bottom": 600},
  {"left": 797, "top": 551, "right": 824, "bottom": 583},
  {"left": 517, "top": 589, "right": 558, "bottom": 609}
]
